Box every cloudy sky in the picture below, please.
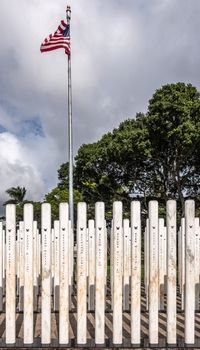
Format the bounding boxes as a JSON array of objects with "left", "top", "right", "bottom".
[{"left": 0, "top": 0, "right": 200, "bottom": 212}]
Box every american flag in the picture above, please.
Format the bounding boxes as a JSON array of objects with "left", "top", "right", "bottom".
[{"left": 40, "top": 20, "right": 70, "bottom": 55}]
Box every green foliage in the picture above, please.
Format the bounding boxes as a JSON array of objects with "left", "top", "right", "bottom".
[
  {"left": 71, "top": 82, "right": 200, "bottom": 216},
  {"left": 3, "top": 186, "right": 26, "bottom": 205},
  {"left": 44, "top": 187, "right": 83, "bottom": 221},
  {"left": 145, "top": 82, "right": 200, "bottom": 213},
  {"left": 5, "top": 82, "right": 200, "bottom": 222}
]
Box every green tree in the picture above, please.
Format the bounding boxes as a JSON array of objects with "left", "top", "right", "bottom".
[
  {"left": 72, "top": 83, "right": 200, "bottom": 215},
  {"left": 3, "top": 186, "right": 27, "bottom": 221},
  {"left": 145, "top": 82, "right": 200, "bottom": 213},
  {"left": 44, "top": 187, "right": 83, "bottom": 222},
  {"left": 3, "top": 186, "right": 27, "bottom": 205}
]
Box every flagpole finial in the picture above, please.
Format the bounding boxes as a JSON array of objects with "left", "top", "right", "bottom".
[{"left": 66, "top": 5, "right": 71, "bottom": 21}]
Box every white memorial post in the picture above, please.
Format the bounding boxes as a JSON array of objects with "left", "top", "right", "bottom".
[
  {"left": 24, "top": 204, "right": 34, "bottom": 344},
  {"left": 185, "top": 200, "right": 195, "bottom": 345},
  {"left": 69, "top": 220, "right": 73, "bottom": 311},
  {"left": 178, "top": 228, "right": 181, "bottom": 289},
  {"left": 145, "top": 218, "right": 150, "bottom": 310},
  {"left": 37, "top": 230, "right": 41, "bottom": 295},
  {"left": 144, "top": 226, "right": 147, "bottom": 294},
  {"left": 113, "top": 201, "right": 123, "bottom": 345},
  {"left": 180, "top": 218, "right": 185, "bottom": 310},
  {"left": 0, "top": 222, "right": 3, "bottom": 311},
  {"left": 19, "top": 221, "right": 24, "bottom": 311},
  {"left": 88, "top": 219, "right": 95, "bottom": 311},
  {"left": 131, "top": 201, "right": 141, "bottom": 345},
  {"left": 51, "top": 227, "right": 55, "bottom": 296},
  {"left": 6, "top": 205, "right": 16, "bottom": 344},
  {"left": 110, "top": 221, "right": 113, "bottom": 310},
  {"left": 33, "top": 221, "right": 38, "bottom": 311},
  {"left": 158, "top": 218, "right": 165, "bottom": 310},
  {"left": 59, "top": 203, "right": 69, "bottom": 344},
  {"left": 54, "top": 220, "right": 60, "bottom": 311},
  {"left": 36, "top": 228, "right": 40, "bottom": 295},
  {"left": 2, "top": 228, "right": 5, "bottom": 297},
  {"left": 77, "top": 202, "right": 87, "bottom": 345},
  {"left": 95, "top": 202, "right": 105, "bottom": 345},
  {"left": 163, "top": 225, "right": 167, "bottom": 293},
  {"left": 41, "top": 203, "right": 51, "bottom": 344},
  {"left": 104, "top": 221, "right": 107, "bottom": 303},
  {"left": 166, "top": 200, "right": 176, "bottom": 345},
  {"left": 195, "top": 217, "right": 200, "bottom": 310},
  {"left": 123, "top": 218, "right": 130, "bottom": 311},
  {"left": 149, "top": 201, "right": 159, "bottom": 345},
  {"left": 16, "top": 229, "right": 20, "bottom": 297}
]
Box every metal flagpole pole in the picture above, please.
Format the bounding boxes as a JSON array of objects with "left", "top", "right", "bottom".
[{"left": 66, "top": 5, "right": 74, "bottom": 231}]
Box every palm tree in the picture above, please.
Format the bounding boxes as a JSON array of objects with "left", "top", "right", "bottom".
[{"left": 3, "top": 186, "right": 27, "bottom": 205}]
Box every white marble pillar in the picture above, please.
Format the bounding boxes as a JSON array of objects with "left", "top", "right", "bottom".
[
  {"left": 33, "top": 221, "right": 38, "bottom": 311},
  {"left": 131, "top": 201, "right": 141, "bottom": 345},
  {"left": 69, "top": 220, "right": 73, "bottom": 311},
  {"left": 88, "top": 219, "right": 95, "bottom": 311},
  {"left": 104, "top": 221, "right": 107, "bottom": 300},
  {"left": 54, "top": 220, "right": 60, "bottom": 311},
  {"left": 37, "top": 230, "right": 41, "bottom": 294},
  {"left": 19, "top": 221, "right": 24, "bottom": 311},
  {"left": 86, "top": 227, "right": 89, "bottom": 279},
  {"left": 113, "top": 201, "right": 123, "bottom": 345},
  {"left": 195, "top": 218, "right": 200, "bottom": 310},
  {"left": 123, "top": 219, "right": 130, "bottom": 311},
  {"left": 145, "top": 218, "right": 150, "bottom": 310},
  {"left": 95, "top": 202, "right": 105, "bottom": 345},
  {"left": 16, "top": 229, "right": 20, "bottom": 297},
  {"left": 59, "top": 203, "right": 69, "bottom": 344},
  {"left": 110, "top": 221, "right": 113, "bottom": 310},
  {"left": 185, "top": 200, "right": 195, "bottom": 345},
  {"left": 41, "top": 203, "right": 51, "bottom": 344},
  {"left": 180, "top": 218, "right": 185, "bottom": 310},
  {"left": 36, "top": 228, "right": 40, "bottom": 295},
  {"left": 166, "top": 200, "right": 176, "bottom": 345},
  {"left": 51, "top": 227, "right": 55, "bottom": 296},
  {"left": 2, "top": 228, "right": 5, "bottom": 297},
  {"left": 149, "top": 201, "right": 159, "bottom": 345},
  {"left": 178, "top": 227, "right": 181, "bottom": 289},
  {"left": 163, "top": 225, "right": 167, "bottom": 293},
  {"left": 0, "top": 222, "right": 3, "bottom": 311},
  {"left": 158, "top": 218, "right": 165, "bottom": 310},
  {"left": 24, "top": 204, "right": 33, "bottom": 344},
  {"left": 77, "top": 202, "right": 87, "bottom": 345},
  {"left": 6, "top": 205, "right": 16, "bottom": 344}
]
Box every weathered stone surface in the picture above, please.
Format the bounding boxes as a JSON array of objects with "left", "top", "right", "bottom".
[
  {"left": 185, "top": 200, "right": 195, "bottom": 345},
  {"left": 148, "top": 201, "right": 159, "bottom": 345},
  {"left": 166, "top": 200, "right": 177, "bottom": 345},
  {"left": 131, "top": 201, "right": 141, "bottom": 345},
  {"left": 95, "top": 202, "right": 105, "bottom": 345},
  {"left": 6, "top": 204, "right": 16, "bottom": 344},
  {"left": 123, "top": 218, "right": 130, "bottom": 311},
  {"left": 59, "top": 203, "right": 69, "bottom": 344},
  {"left": 113, "top": 201, "right": 123, "bottom": 345},
  {"left": 88, "top": 219, "right": 95, "bottom": 311},
  {"left": 77, "top": 203, "right": 87, "bottom": 345},
  {"left": 24, "top": 204, "right": 33, "bottom": 344},
  {"left": 41, "top": 204, "right": 51, "bottom": 344}
]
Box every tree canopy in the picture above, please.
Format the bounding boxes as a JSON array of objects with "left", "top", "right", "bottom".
[
  {"left": 4, "top": 82, "right": 200, "bottom": 221},
  {"left": 56, "top": 82, "right": 200, "bottom": 216}
]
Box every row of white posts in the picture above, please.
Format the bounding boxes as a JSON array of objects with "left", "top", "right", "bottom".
[{"left": 0, "top": 200, "right": 199, "bottom": 346}]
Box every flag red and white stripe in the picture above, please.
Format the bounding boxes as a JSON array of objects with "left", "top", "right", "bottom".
[{"left": 40, "top": 20, "right": 70, "bottom": 55}]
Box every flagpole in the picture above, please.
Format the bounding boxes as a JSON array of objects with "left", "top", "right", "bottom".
[{"left": 66, "top": 5, "right": 74, "bottom": 231}]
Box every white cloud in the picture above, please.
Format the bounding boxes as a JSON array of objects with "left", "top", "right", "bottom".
[
  {"left": 0, "top": 132, "right": 46, "bottom": 213},
  {"left": 0, "top": 0, "right": 200, "bottom": 210}
]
